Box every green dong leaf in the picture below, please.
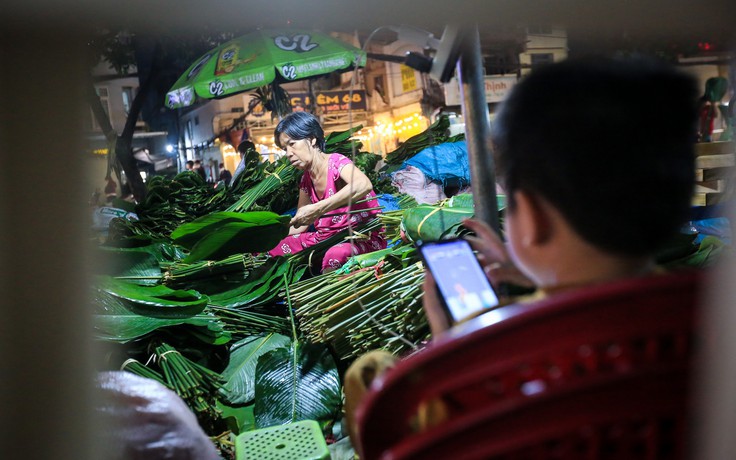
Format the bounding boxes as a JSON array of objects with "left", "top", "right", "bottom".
[
  {"left": 253, "top": 341, "right": 342, "bottom": 429},
  {"left": 171, "top": 211, "right": 286, "bottom": 248},
  {"left": 183, "top": 220, "right": 289, "bottom": 263},
  {"left": 219, "top": 333, "right": 291, "bottom": 405},
  {"left": 98, "top": 276, "right": 209, "bottom": 318},
  {"left": 92, "top": 289, "right": 228, "bottom": 344}
]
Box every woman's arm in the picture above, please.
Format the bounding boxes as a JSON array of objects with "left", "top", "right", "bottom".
[
  {"left": 288, "top": 189, "right": 312, "bottom": 234},
  {"left": 290, "top": 162, "right": 374, "bottom": 228}
]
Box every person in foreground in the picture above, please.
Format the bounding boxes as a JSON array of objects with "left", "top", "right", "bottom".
[
  {"left": 344, "top": 55, "right": 698, "bottom": 444},
  {"left": 423, "top": 55, "right": 698, "bottom": 335},
  {"left": 268, "top": 111, "right": 386, "bottom": 273}
]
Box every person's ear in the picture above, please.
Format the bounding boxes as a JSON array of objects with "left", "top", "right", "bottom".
[
  {"left": 310, "top": 138, "right": 317, "bottom": 148},
  {"left": 511, "top": 190, "right": 553, "bottom": 247}
]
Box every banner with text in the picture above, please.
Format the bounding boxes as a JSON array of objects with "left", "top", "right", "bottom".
[
  {"left": 289, "top": 89, "right": 367, "bottom": 113},
  {"left": 443, "top": 76, "right": 517, "bottom": 106}
]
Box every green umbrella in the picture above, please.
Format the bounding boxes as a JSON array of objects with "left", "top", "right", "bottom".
[{"left": 165, "top": 29, "right": 366, "bottom": 109}]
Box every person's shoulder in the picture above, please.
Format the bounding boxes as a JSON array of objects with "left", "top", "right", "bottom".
[
  {"left": 330, "top": 153, "right": 353, "bottom": 169},
  {"left": 330, "top": 152, "right": 349, "bottom": 161}
]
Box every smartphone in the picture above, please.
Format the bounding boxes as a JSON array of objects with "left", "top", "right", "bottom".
[{"left": 418, "top": 238, "right": 500, "bottom": 324}]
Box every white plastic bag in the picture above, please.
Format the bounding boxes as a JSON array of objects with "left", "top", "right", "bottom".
[{"left": 93, "top": 371, "right": 220, "bottom": 460}]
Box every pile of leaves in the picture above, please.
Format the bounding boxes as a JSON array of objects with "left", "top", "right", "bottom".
[
  {"left": 324, "top": 124, "right": 397, "bottom": 195},
  {"left": 108, "top": 151, "right": 303, "bottom": 245},
  {"left": 92, "top": 125, "right": 423, "bottom": 458},
  {"left": 383, "top": 115, "right": 464, "bottom": 166},
  {"left": 93, "top": 234, "right": 341, "bottom": 456}
]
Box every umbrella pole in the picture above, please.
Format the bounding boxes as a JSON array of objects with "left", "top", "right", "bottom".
[
  {"left": 456, "top": 25, "right": 500, "bottom": 234},
  {"left": 307, "top": 78, "right": 316, "bottom": 114}
]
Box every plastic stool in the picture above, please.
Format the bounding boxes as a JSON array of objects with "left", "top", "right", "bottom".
[{"left": 235, "top": 419, "right": 330, "bottom": 460}]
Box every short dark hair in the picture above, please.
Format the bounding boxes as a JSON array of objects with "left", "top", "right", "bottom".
[
  {"left": 274, "top": 112, "right": 326, "bottom": 151},
  {"left": 493, "top": 56, "right": 698, "bottom": 256},
  {"left": 237, "top": 140, "right": 256, "bottom": 154}
]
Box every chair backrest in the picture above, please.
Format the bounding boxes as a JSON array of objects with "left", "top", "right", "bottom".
[{"left": 356, "top": 270, "right": 703, "bottom": 460}]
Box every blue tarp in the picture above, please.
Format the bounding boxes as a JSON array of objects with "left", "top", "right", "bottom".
[
  {"left": 376, "top": 193, "right": 401, "bottom": 212},
  {"left": 402, "top": 141, "right": 471, "bottom": 187},
  {"left": 692, "top": 217, "right": 732, "bottom": 245}
]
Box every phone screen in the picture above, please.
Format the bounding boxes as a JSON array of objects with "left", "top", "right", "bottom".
[{"left": 420, "top": 239, "right": 500, "bottom": 322}]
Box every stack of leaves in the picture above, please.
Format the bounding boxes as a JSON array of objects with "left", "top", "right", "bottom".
[
  {"left": 225, "top": 157, "right": 302, "bottom": 213},
  {"left": 162, "top": 253, "right": 269, "bottom": 288},
  {"left": 400, "top": 204, "right": 474, "bottom": 243},
  {"left": 293, "top": 249, "right": 430, "bottom": 360},
  {"left": 92, "top": 286, "right": 231, "bottom": 346},
  {"left": 121, "top": 342, "right": 227, "bottom": 431},
  {"left": 170, "top": 211, "right": 291, "bottom": 263},
  {"left": 383, "top": 115, "right": 452, "bottom": 165},
  {"left": 396, "top": 193, "right": 505, "bottom": 243},
  {"left": 215, "top": 280, "right": 342, "bottom": 435},
  {"left": 356, "top": 151, "right": 398, "bottom": 195},
  {"left": 107, "top": 151, "right": 283, "bottom": 244},
  {"left": 205, "top": 257, "right": 306, "bottom": 310},
  {"left": 107, "top": 172, "right": 217, "bottom": 242},
  {"left": 325, "top": 125, "right": 397, "bottom": 194},
  {"left": 97, "top": 275, "right": 210, "bottom": 318},
  {"left": 156, "top": 342, "right": 226, "bottom": 414},
  {"left": 95, "top": 242, "right": 186, "bottom": 286},
  {"left": 227, "top": 147, "right": 268, "bottom": 196},
  {"left": 379, "top": 194, "right": 420, "bottom": 242},
  {"left": 324, "top": 125, "right": 363, "bottom": 154},
  {"left": 207, "top": 305, "right": 290, "bottom": 340}
]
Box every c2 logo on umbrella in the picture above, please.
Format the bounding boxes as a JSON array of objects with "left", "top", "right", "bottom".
[
  {"left": 274, "top": 34, "right": 319, "bottom": 53},
  {"left": 209, "top": 81, "right": 224, "bottom": 96},
  {"left": 282, "top": 65, "right": 297, "bottom": 80},
  {"left": 166, "top": 28, "right": 364, "bottom": 109}
]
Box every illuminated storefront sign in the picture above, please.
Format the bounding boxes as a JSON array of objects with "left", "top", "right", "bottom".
[
  {"left": 289, "top": 89, "right": 367, "bottom": 113},
  {"left": 400, "top": 65, "right": 418, "bottom": 92},
  {"left": 443, "top": 76, "right": 517, "bottom": 106}
]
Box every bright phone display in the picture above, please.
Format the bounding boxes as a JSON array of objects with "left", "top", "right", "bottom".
[{"left": 419, "top": 238, "right": 500, "bottom": 323}]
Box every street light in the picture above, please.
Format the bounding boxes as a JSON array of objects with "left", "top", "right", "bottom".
[{"left": 166, "top": 144, "right": 174, "bottom": 153}]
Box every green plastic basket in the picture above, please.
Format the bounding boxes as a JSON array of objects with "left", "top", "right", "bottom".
[{"left": 235, "top": 420, "right": 330, "bottom": 460}]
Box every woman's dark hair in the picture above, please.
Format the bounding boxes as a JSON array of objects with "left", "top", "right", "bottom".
[
  {"left": 274, "top": 112, "right": 326, "bottom": 151},
  {"left": 493, "top": 56, "right": 698, "bottom": 257}
]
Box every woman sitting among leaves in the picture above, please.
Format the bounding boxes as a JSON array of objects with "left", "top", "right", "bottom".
[{"left": 267, "top": 112, "right": 386, "bottom": 272}]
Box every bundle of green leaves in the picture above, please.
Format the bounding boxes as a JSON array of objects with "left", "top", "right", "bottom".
[{"left": 383, "top": 115, "right": 453, "bottom": 165}]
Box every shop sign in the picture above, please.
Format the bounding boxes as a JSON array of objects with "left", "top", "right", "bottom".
[
  {"left": 91, "top": 148, "right": 108, "bottom": 155},
  {"left": 289, "top": 89, "right": 367, "bottom": 113},
  {"left": 400, "top": 65, "right": 418, "bottom": 92},
  {"left": 443, "top": 76, "right": 517, "bottom": 106}
]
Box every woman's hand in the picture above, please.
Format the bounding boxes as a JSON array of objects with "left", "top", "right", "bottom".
[
  {"left": 462, "top": 218, "right": 534, "bottom": 289},
  {"left": 290, "top": 203, "right": 323, "bottom": 228}
]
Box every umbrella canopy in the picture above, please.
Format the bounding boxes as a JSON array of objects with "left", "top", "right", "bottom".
[{"left": 166, "top": 29, "right": 366, "bottom": 109}]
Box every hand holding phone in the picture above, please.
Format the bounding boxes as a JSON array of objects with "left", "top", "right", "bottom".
[{"left": 419, "top": 238, "right": 500, "bottom": 326}]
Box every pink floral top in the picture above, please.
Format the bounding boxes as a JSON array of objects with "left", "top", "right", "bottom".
[{"left": 300, "top": 153, "right": 380, "bottom": 235}]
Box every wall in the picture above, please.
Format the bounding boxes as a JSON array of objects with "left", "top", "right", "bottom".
[
  {"left": 90, "top": 62, "right": 142, "bottom": 133},
  {"left": 519, "top": 27, "right": 568, "bottom": 76},
  {"left": 382, "top": 41, "right": 425, "bottom": 109}
]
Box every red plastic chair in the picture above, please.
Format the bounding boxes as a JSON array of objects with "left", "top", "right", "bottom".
[{"left": 356, "top": 270, "right": 704, "bottom": 460}]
